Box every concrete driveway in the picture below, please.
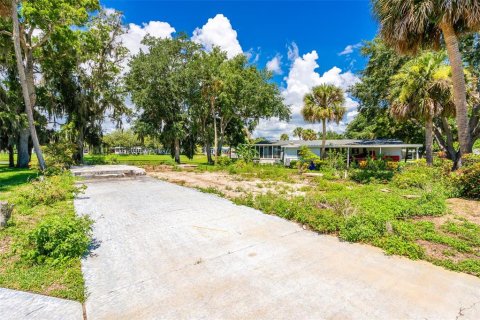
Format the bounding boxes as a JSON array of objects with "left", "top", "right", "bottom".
[{"left": 75, "top": 176, "right": 480, "bottom": 320}]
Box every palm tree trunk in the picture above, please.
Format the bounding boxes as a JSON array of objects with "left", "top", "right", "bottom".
[
  {"left": 11, "top": 0, "right": 46, "bottom": 171},
  {"left": 425, "top": 116, "right": 434, "bottom": 166},
  {"left": 441, "top": 22, "right": 472, "bottom": 164},
  {"left": 321, "top": 119, "right": 327, "bottom": 158}
]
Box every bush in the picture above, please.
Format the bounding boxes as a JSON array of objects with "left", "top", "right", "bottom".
[
  {"left": 17, "top": 174, "right": 84, "bottom": 207},
  {"left": 453, "top": 163, "right": 480, "bottom": 199},
  {"left": 217, "top": 156, "right": 232, "bottom": 166},
  {"left": 350, "top": 169, "right": 394, "bottom": 183},
  {"left": 393, "top": 164, "right": 435, "bottom": 189},
  {"left": 462, "top": 154, "right": 480, "bottom": 167},
  {"left": 43, "top": 141, "right": 76, "bottom": 171},
  {"left": 25, "top": 215, "right": 93, "bottom": 264},
  {"left": 289, "top": 160, "right": 298, "bottom": 169}
]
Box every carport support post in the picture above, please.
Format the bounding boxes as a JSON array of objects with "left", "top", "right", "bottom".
[
  {"left": 346, "top": 147, "right": 350, "bottom": 168},
  {"left": 416, "top": 148, "right": 419, "bottom": 160}
]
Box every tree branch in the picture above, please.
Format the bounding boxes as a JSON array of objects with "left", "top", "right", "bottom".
[{"left": 0, "top": 30, "right": 12, "bottom": 37}]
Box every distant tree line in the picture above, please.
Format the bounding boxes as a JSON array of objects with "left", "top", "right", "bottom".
[
  {"left": 125, "top": 37, "right": 289, "bottom": 164},
  {"left": 0, "top": 2, "right": 289, "bottom": 169}
]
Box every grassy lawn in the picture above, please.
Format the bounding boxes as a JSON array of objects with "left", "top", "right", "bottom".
[
  {"left": 149, "top": 160, "right": 480, "bottom": 277},
  {"left": 84, "top": 154, "right": 209, "bottom": 166},
  {"left": 0, "top": 165, "right": 88, "bottom": 301}
]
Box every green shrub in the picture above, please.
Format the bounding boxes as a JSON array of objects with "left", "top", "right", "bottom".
[
  {"left": 289, "top": 160, "right": 298, "bottom": 168},
  {"left": 349, "top": 169, "right": 394, "bottom": 183},
  {"left": 17, "top": 174, "right": 84, "bottom": 207},
  {"left": 217, "top": 156, "right": 232, "bottom": 166},
  {"left": 43, "top": 141, "right": 76, "bottom": 171},
  {"left": 25, "top": 215, "right": 93, "bottom": 264},
  {"left": 453, "top": 163, "right": 480, "bottom": 199},
  {"left": 462, "top": 154, "right": 480, "bottom": 167},
  {"left": 393, "top": 162, "right": 437, "bottom": 189},
  {"left": 298, "top": 145, "right": 319, "bottom": 163},
  {"left": 236, "top": 143, "right": 258, "bottom": 163}
]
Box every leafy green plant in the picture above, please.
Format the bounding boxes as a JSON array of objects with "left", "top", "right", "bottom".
[
  {"left": 452, "top": 162, "right": 480, "bottom": 199},
  {"left": 236, "top": 142, "right": 259, "bottom": 163},
  {"left": 43, "top": 141, "right": 76, "bottom": 171},
  {"left": 216, "top": 156, "right": 232, "bottom": 166},
  {"left": 17, "top": 174, "right": 84, "bottom": 207},
  {"left": 25, "top": 215, "right": 93, "bottom": 264},
  {"left": 350, "top": 168, "right": 394, "bottom": 183}
]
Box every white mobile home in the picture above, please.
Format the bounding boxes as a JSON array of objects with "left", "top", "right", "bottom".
[{"left": 254, "top": 139, "right": 423, "bottom": 167}]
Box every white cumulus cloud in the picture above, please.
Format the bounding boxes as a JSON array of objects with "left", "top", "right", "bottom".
[
  {"left": 122, "top": 21, "right": 176, "bottom": 56},
  {"left": 254, "top": 48, "right": 361, "bottom": 140},
  {"left": 266, "top": 54, "right": 282, "bottom": 75},
  {"left": 192, "top": 14, "right": 243, "bottom": 58}
]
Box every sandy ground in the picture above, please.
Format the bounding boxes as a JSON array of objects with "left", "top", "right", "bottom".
[{"left": 147, "top": 167, "right": 310, "bottom": 198}]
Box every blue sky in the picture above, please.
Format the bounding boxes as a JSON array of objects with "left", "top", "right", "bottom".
[{"left": 101, "top": 0, "right": 379, "bottom": 138}]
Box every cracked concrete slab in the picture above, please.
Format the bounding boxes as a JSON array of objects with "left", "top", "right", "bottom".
[
  {"left": 0, "top": 288, "right": 83, "bottom": 320},
  {"left": 75, "top": 176, "right": 480, "bottom": 319}
]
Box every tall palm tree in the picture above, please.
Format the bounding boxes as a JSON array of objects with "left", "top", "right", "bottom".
[
  {"left": 389, "top": 51, "right": 455, "bottom": 165},
  {"left": 372, "top": 0, "right": 480, "bottom": 164},
  {"left": 292, "top": 127, "right": 303, "bottom": 140},
  {"left": 280, "top": 133, "right": 289, "bottom": 141},
  {"left": 301, "top": 84, "right": 346, "bottom": 158}
]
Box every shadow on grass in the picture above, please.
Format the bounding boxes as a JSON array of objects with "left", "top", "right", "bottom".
[{"left": 0, "top": 165, "right": 38, "bottom": 192}]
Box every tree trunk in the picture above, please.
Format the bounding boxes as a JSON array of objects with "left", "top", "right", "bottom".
[
  {"left": 8, "top": 144, "right": 14, "bottom": 167},
  {"left": 73, "top": 126, "right": 85, "bottom": 164},
  {"left": 206, "top": 140, "right": 213, "bottom": 164},
  {"left": 174, "top": 138, "right": 180, "bottom": 164},
  {"left": 11, "top": 0, "right": 46, "bottom": 171},
  {"left": 211, "top": 98, "right": 218, "bottom": 165},
  {"left": 441, "top": 22, "right": 472, "bottom": 165},
  {"left": 16, "top": 128, "right": 29, "bottom": 168},
  {"left": 425, "top": 116, "right": 434, "bottom": 166},
  {"left": 321, "top": 119, "right": 327, "bottom": 158},
  {"left": 218, "top": 124, "right": 225, "bottom": 157}
]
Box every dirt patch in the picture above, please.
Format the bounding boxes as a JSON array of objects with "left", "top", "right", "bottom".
[
  {"left": 417, "top": 240, "right": 477, "bottom": 263},
  {"left": 146, "top": 167, "right": 310, "bottom": 199},
  {"left": 415, "top": 198, "right": 480, "bottom": 228},
  {"left": 446, "top": 198, "right": 480, "bottom": 225},
  {"left": 0, "top": 236, "right": 11, "bottom": 255},
  {"left": 44, "top": 283, "right": 68, "bottom": 295}
]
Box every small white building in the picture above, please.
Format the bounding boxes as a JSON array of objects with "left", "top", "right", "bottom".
[{"left": 254, "top": 139, "right": 423, "bottom": 167}]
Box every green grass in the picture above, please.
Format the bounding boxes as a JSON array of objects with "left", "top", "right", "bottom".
[
  {"left": 0, "top": 166, "right": 39, "bottom": 192},
  {"left": 0, "top": 165, "right": 88, "bottom": 301},
  {"left": 84, "top": 154, "right": 209, "bottom": 166}
]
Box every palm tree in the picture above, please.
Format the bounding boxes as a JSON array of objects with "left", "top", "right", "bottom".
[
  {"left": 372, "top": 0, "right": 480, "bottom": 163},
  {"left": 292, "top": 127, "right": 303, "bottom": 140},
  {"left": 280, "top": 133, "right": 289, "bottom": 141},
  {"left": 301, "top": 129, "right": 317, "bottom": 141},
  {"left": 301, "top": 84, "right": 346, "bottom": 158},
  {"left": 389, "top": 51, "right": 455, "bottom": 165}
]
